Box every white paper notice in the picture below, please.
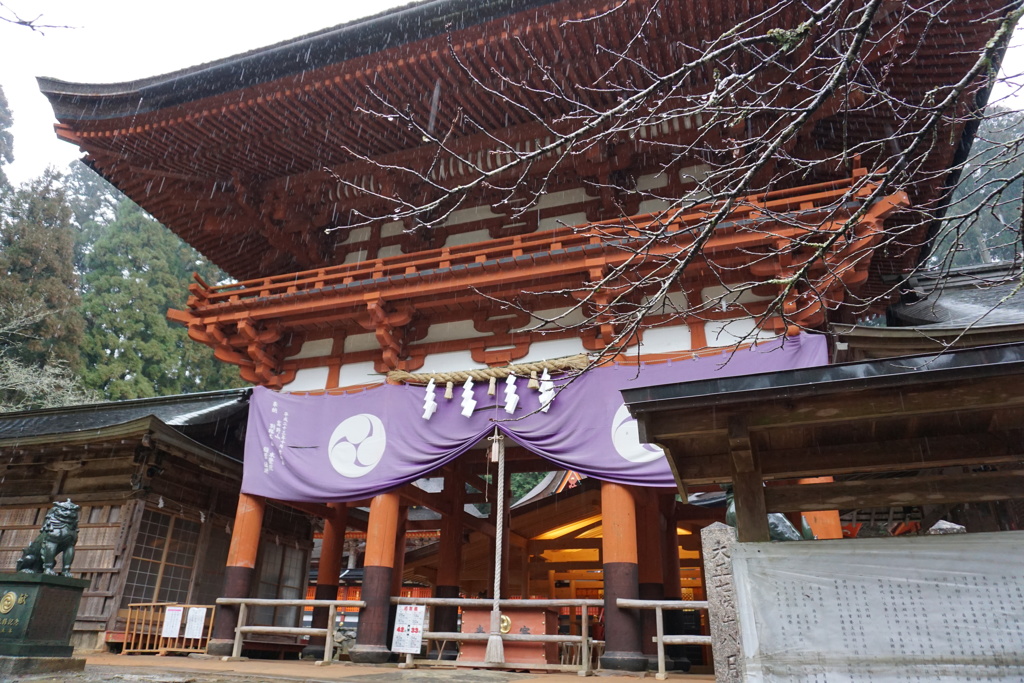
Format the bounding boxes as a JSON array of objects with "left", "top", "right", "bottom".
[
  {"left": 391, "top": 604, "right": 426, "bottom": 654},
  {"left": 184, "top": 607, "right": 207, "bottom": 639},
  {"left": 161, "top": 606, "right": 184, "bottom": 638}
]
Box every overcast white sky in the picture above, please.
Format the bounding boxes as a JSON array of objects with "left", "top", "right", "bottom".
[
  {"left": 0, "top": 0, "right": 412, "bottom": 185},
  {"left": 2, "top": 0, "right": 1023, "bottom": 186}
]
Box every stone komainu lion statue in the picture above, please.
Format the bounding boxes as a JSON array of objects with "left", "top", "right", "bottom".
[{"left": 16, "top": 499, "right": 80, "bottom": 576}]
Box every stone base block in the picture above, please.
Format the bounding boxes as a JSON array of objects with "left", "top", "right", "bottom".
[
  {"left": 0, "top": 655, "right": 85, "bottom": 677},
  {"left": 301, "top": 644, "right": 326, "bottom": 660},
  {"left": 600, "top": 650, "right": 648, "bottom": 671},
  {"left": 349, "top": 644, "right": 391, "bottom": 664},
  {"left": 205, "top": 638, "right": 234, "bottom": 657},
  {"left": 644, "top": 653, "right": 691, "bottom": 672}
]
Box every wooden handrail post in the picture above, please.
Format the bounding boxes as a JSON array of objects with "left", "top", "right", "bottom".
[
  {"left": 579, "top": 607, "right": 591, "bottom": 677},
  {"left": 655, "top": 606, "right": 666, "bottom": 681},
  {"left": 230, "top": 603, "right": 247, "bottom": 660},
  {"left": 321, "top": 605, "right": 337, "bottom": 665}
]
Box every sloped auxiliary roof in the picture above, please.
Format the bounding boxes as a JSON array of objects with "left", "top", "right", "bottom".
[
  {"left": 38, "top": 0, "right": 1012, "bottom": 281},
  {"left": 622, "top": 342, "right": 1024, "bottom": 504},
  {"left": 0, "top": 389, "right": 249, "bottom": 473},
  {"left": 0, "top": 389, "right": 248, "bottom": 443}
]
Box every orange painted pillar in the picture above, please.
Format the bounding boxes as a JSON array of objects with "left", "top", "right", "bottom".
[
  {"left": 305, "top": 503, "right": 348, "bottom": 657},
  {"left": 799, "top": 477, "right": 843, "bottom": 539},
  {"left": 600, "top": 481, "right": 646, "bottom": 672},
  {"left": 350, "top": 491, "right": 400, "bottom": 664},
  {"left": 209, "top": 493, "right": 265, "bottom": 656}
]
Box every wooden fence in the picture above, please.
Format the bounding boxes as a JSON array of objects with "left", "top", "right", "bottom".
[
  {"left": 616, "top": 598, "right": 711, "bottom": 680},
  {"left": 122, "top": 602, "right": 216, "bottom": 655},
  {"left": 216, "top": 597, "right": 366, "bottom": 665},
  {"left": 389, "top": 596, "right": 605, "bottom": 675}
]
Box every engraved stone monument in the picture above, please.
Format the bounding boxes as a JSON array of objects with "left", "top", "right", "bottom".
[{"left": 701, "top": 522, "right": 743, "bottom": 683}]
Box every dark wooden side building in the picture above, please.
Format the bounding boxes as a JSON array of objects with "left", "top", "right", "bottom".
[{"left": 0, "top": 390, "right": 312, "bottom": 652}]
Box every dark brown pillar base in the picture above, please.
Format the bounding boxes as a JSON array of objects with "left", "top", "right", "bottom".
[
  {"left": 639, "top": 582, "right": 662, "bottom": 658},
  {"left": 600, "top": 561, "right": 646, "bottom": 672},
  {"left": 351, "top": 565, "right": 393, "bottom": 664},
  {"left": 429, "top": 585, "right": 460, "bottom": 660},
  {"left": 601, "top": 650, "right": 650, "bottom": 671},
  {"left": 211, "top": 565, "right": 255, "bottom": 649}
]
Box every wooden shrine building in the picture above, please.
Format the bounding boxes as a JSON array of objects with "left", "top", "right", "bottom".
[
  {"left": 0, "top": 391, "right": 312, "bottom": 652},
  {"left": 36, "top": 0, "right": 1014, "bottom": 671}
]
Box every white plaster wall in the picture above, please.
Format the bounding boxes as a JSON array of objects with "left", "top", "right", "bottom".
[
  {"left": 335, "top": 226, "right": 372, "bottom": 244},
  {"left": 511, "top": 306, "right": 588, "bottom": 332},
  {"left": 639, "top": 324, "right": 692, "bottom": 355},
  {"left": 445, "top": 229, "right": 491, "bottom": 247},
  {"left": 337, "top": 361, "right": 381, "bottom": 387},
  {"left": 380, "top": 221, "right": 406, "bottom": 238},
  {"left": 518, "top": 338, "right": 588, "bottom": 363},
  {"left": 704, "top": 316, "right": 777, "bottom": 348},
  {"left": 283, "top": 366, "right": 330, "bottom": 392},
  {"left": 345, "top": 333, "right": 380, "bottom": 354},
  {"left": 377, "top": 245, "right": 404, "bottom": 259},
  {"left": 343, "top": 249, "right": 369, "bottom": 264},
  {"left": 535, "top": 188, "right": 589, "bottom": 211},
  {"left": 416, "top": 350, "right": 482, "bottom": 374},
  {"left": 444, "top": 204, "right": 502, "bottom": 226},
  {"left": 638, "top": 198, "right": 674, "bottom": 214},
  {"left": 701, "top": 284, "right": 775, "bottom": 306},
  {"left": 636, "top": 172, "right": 669, "bottom": 191},
  {"left": 421, "top": 320, "right": 479, "bottom": 344},
  {"left": 285, "top": 338, "right": 334, "bottom": 360},
  {"left": 539, "top": 212, "right": 587, "bottom": 231}
]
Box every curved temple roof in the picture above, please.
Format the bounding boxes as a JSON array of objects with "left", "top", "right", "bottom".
[
  {"left": 37, "top": 0, "right": 1013, "bottom": 281},
  {"left": 38, "top": 0, "right": 556, "bottom": 121}
]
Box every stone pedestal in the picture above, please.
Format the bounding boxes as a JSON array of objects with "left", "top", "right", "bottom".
[
  {"left": 0, "top": 573, "right": 88, "bottom": 658},
  {"left": 701, "top": 522, "right": 742, "bottom": 683},
  {"left": 0, "top": 655, "right": 86, "bottom": 676}
]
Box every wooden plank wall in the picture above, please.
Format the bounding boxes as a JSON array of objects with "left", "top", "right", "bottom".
[{"left": 0, "top": 502, "right": 130, "bottom": 635}]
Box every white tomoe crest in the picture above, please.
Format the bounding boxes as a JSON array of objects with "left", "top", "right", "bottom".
[
  {"left": 610, "top": 404, "right": 664, "bottom": 463},
  {"left": 328, "top": 413, "right": 387, "bottom": 478}
]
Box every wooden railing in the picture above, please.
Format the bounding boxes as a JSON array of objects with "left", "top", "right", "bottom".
[
  {"left": 122, "top": 602, "right": 216, "bottom": 655},
  {"left": 215, "top": 597, "right": 365, "bottom": 665},
  {"left": 389, "top": 596, "right": 605, "bottom": 675},
  {"left": 184, "top": 176, "right": 869, "bottom": 311},
  {"left": 617, "top": 598, "right": 712, "bottom": 680}
]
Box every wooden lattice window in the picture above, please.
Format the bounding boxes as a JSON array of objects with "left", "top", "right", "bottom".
[
  {"left": 253, "top": 539, "right": 308, "bottom": 626},
  {"left": 120, "top": 509, "right": 201, "bottom": 608}
]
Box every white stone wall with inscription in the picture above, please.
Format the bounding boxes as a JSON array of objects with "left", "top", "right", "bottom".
[{"left": 731, "top": 531, "right": 1024, "bottom": 682}]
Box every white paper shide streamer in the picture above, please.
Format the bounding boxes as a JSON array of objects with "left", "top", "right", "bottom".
[
  {"left": 503, "top": 374, "right": 519, "bottom": 414},
  {"left": 422, "top": 378, "right": 437, "bottom": 420},
  {"left": 538, "top": 369, "right": 555, "bottom": 412},
  {"left": 461, "top": 378, "right": 477, "bottom": 418}
]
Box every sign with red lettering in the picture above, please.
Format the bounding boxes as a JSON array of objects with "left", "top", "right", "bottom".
[{"left": 391, "top": 604, "right": 426, "bottom": 654}]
